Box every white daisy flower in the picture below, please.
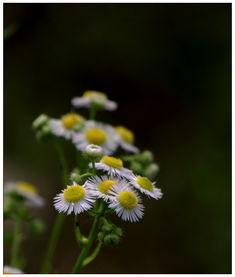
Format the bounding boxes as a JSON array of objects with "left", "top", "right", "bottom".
[
  {"left": 49, "top": 113, "right": 84, "bottom": 140},
  {"left": 4, "top": 265, "right": 23, "bottom": 274},
  {"left": 73, "top": 121, "right": 118, "bottom": 155},
  {"left": 53, "top": 182, "right": 95, "bottom": 215},
  {"left": 71, "top": 90, "right": 117, "bottom": 111},
  {"left": 129, "top": 175, "right": 163, "bottom": 200},
  {"left": 107, "top": 183, "right": 144, "bottom": 222},
  {"left": 4, "top": 181, "right": 44, "bottom": 207},
  {"left": 92, "top": 156, "right": 133, "bottom": 179},
  {"left": 116, "top": 126, "right": 139, "bottom": 153},
  {"left": 85, "top": 175, "right": 127, "bottom": 201}
]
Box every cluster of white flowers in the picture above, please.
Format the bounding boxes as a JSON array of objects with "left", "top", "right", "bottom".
[
  {"left": 51, "top": 90, "right": 163, "bottom": 223},
  {"left": 48, "top": 90, "right": 139, "bottom": 155},
  {"left": 54, "top": 155, "right": 162, "bottom": 222}
]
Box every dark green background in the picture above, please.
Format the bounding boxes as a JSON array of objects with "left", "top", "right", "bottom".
[{"left": 4, "top": 3, "right": 231, "bottom": 274}]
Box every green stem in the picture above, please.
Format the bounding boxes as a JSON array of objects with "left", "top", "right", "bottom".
[
  {"left": 11, "top": 216, "right": 22, "bottom": 268},
  {"left": 41, "top": 139, "right": 69, "bottom": 273},
  {"left": 80, "top": 172, "right": 93, "bottom": 180},
  {"left": 89, "top": 105, "right": 97, "bottom": 120},
  {"left": 72, "top": 203, "right": 105, "bottom": 273},
  {"left": 53, "top": 138, "right": 69, "bottom": 186},
  {"left": 82, "top": 241, "right": 102, "bottom": 267},
  {"left": 74, "top": 215, "right": 84, "bottom": 245},
  {"left": 91, "top": 161, "right": 96, "bottom": 175},
  {"left": 40, "top": 213, "right": 66, "bottom": 273}
]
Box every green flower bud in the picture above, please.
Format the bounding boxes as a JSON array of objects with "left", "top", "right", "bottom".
[
  {"left": 144, "top": 163, "right": 159, "bottom": 179},
  {"left": 70, "top": 172, "right": 82, "bottom": 183},
  {"left": 81, "top": 236, "right": 88, "bottom": 245},
  {"left": 130, "top": 161, "right": 143, "bottom": 173},
  {"left": 103, "top": 233, "right": 120, "bottom": 245},
  {"left": 114, "top": 227, "right": 123, "bottom": 237},
  {"left": 102, "top": 223, "right": 113, "bottom": 233},
  {"left": 140, "top": 150, "right": 154, "bottom": 164},
  {"left": 36, "top": 124, "right": 52, "bottom": 141},
  {"left": 98, "top": 232, "right": 104, "bottom": 241},
  {"left": 84, "top": 144, "right": 103, "bottom": 161},
  {"left": 32, "top": 114, "right": 49, "bottom": 130}
]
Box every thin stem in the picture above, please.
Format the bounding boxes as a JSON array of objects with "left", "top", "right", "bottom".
[
  {"left": 40, "top": 139, "right": 69, "bottom": 273},
  {"left": 53, "top": 138, "right": 69, "bottom": 186},
  {"left": 40, "top": 213, "right": 66, "bottom": 273},
  {"left": 91, "top": 160, "right": 96, "bottom": 175},
  {"left": 89, "top": 105, "right": 97, "bottom": 120},
  {"left": 72, "top": 203, "right": 105, "bottom": 273},
  {"left": 74, "top": 215, "right": 84, "bottom": 245},
  {"left": 11, "top": 216, "right": 22, "bottom": 268},
  {"left": 82, "top": 241, "right": 102, "bottom": 267},
  {"left": 80, "top": 172, "right": 93, "bottom": 180}
]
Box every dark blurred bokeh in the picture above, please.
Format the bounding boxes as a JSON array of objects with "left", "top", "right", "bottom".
[{"left": 4, "top": 3, "right": 231, "bottom": 274}]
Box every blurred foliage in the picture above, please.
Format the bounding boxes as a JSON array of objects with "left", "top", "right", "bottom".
[{"left": 4, "top": 3, "right": 231, "bottom": 274}]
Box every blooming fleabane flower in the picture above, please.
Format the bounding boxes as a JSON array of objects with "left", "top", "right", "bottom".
[
  {"left": 5, "top": 181, "right": 44, "bottom": 207},
  {"left": 107, "top": 183, "right": 144, "bottom": 222},
  {"left": 92, "top": 156, "right": 133, "bottom": 179},
  {"left": 129, "top": 175, "right": 163, "bottom": 199},
  {"left": 53, "top": 182, "right": 95, "bottom": 215},
  {"left": 71, "top": 90, "right": 117, "bottom": 111},
  {"left": 85, "top": 175, "right": 128, "bottom": 202},
  {"left": 49, "top": 113, "right": 84, "bottom": 140},
  {"left": 4, "top": 266, "right": 23, "bottom": 274},
  {"left": 73, "top": 121, "right": 118, "bottom": 155},
  {"left": 116, "top": 126, "right": 139, "bottom": 153}
]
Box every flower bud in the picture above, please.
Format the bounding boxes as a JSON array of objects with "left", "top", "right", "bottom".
[
  {"left": 36, "top": 124, "right": 52, "bottom": 141},
  {"left": 32, "top": 114, "right": 49, "bottom": 130},
  {"left": 81, "top": 236, "right": 88, "bottom": 245},
  {"left": 84, "top": 144, "right": 103, "bottom": 160},
  {"left": 70, "top": 172, "right": 82, "bottom": 183},
  {"left": 144, "top": 163, "right": 159, "bottom": 179},
  {"left": 140, "top": 150, "right": 154, "bottom": 164},
  {"left": 130, "top": 161, "right": 143, "bottom": 173},
  {"left": 103, "top": 233, "right": 120, "bottom": 245}
]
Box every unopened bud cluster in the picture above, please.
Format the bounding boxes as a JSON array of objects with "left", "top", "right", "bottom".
[{"left": 98, "top": 221, "right": 123, "bottom": 246}]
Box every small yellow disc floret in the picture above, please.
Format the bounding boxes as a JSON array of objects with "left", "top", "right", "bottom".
[
  {"left": 98, "top": 180, "right": 116, "bottom": 194},
  {"left": 62, "top": 113, "right": 82, "bottom": 129},
  {"left": 116, "top": 126, "right": 134, "bottom": 144},
  {"left": 85, "top": 128, "right": 107, "bottom": 145},
  {"left": 118, "top": 191, "right": 138, "bottom": 209},
  {"left": 17, "top": 182, "right": 38, "bottom": 195},
  {"left": 136, "top": 176, "right": 153, "bottom": 191},
  {"left": 83, "top": 90, "right": 107, "bottom": 99},
  {"left": 101, "top": 156, "right": 123, "bottom": 168},
  {"left": 64, "top": 185, "right": 85, "bottom": 202}
]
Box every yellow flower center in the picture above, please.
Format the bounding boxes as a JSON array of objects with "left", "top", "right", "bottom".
[
  {"left": 136, "top": 176, "right": 153, "bottom": 191},
  {"left": 83, "top": 90, "right": 107, "bottom": 100},
  {"left": 98, "top": 180, "right": 116, "bottom": 194},
  {"left": 116, "top": 126, "right": 134, "bottom": 144},
  {"left": 101, "top": 156, "right": 123, "bottom": 168},
  {"left": 4, "top": 272, "right": 10, "bottom": 274},
  {"left": 85, "top": 128, "right": 107, "bottom": 145},
  {"left": 62, "top": 113, "right": 82, "bottom": 129},
  {"left": 17, "top": 182, "right": 38, "bottom": 195},
  {"left": 118, "top": 191, "right": 138, "bottom": 209},
  {"left": 63, "top": 185, "right": 85, "bottom": 202}
]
